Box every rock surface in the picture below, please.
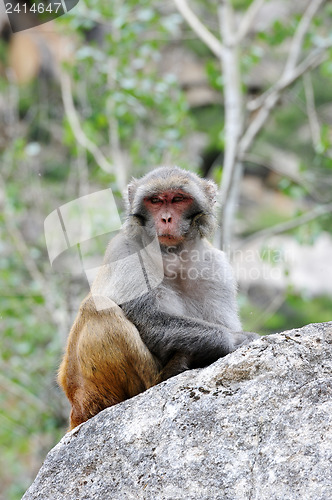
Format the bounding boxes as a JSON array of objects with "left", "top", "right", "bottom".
[{"left": 23, "top": 322, "right": 332, "bottom": 500}]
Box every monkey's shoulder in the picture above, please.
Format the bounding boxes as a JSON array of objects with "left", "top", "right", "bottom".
[
  {"left": 78, "top": 293, "right": 122, "bottom": 317},
  {"left": 104, "top": 232, "right": 140, "bottom": 263}
]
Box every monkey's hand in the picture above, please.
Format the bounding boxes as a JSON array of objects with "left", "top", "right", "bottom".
[{"left": 232, "top": 331, "right": 260, "bottom": 349}]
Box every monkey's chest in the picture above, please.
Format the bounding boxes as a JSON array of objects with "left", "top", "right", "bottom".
[{"left": 158, "top": 274, "right": 216, "bottom": 320}]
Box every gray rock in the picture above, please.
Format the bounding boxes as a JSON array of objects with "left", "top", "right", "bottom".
[{"left": 23, "top": 322, "right": 332, "bottom": 500}]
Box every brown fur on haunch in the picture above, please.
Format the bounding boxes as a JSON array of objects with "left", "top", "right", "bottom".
[{"left": 58, "top": 295, "right": 160, "bottom": 429}]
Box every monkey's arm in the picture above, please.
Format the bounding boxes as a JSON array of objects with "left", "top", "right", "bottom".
[{"left": 121, "top": 296, "right": 235, "bottom": 368}]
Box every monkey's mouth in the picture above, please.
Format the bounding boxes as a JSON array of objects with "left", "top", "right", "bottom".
[{"left": 158, "top": 234, "right": 184, "bottom": 245}]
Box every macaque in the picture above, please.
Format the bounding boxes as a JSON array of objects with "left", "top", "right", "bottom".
[{"left": 58, "top": 166, "right": 258, "bottom": 429}]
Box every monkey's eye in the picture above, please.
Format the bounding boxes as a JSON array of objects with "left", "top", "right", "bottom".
[
  {"left": 150, "top": 197, "right": 161, "bottom": 204},
  {"left": 172, "top": 195, "right": 185, "bottom": 203}
]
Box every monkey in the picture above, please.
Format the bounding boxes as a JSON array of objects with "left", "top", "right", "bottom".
[{"left": 58, "top": 166, "right": 259, "bottom": 429}]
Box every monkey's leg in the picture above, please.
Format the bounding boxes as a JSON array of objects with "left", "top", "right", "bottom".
[
  {"left": 155, "top": 352, "right": 190, "bottom": 383},
  {"left": 58, "top": 295, "right": 160, "bottom": 429}
]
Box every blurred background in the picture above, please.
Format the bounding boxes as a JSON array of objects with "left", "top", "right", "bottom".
[{"left": 0, "top": 0, "right": 332, "bottom": 497}]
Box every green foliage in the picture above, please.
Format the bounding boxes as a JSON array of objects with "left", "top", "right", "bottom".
[
  {"left": 190, "top": 105, "right": 225, "bottom": 151},
  {"left": 241, "top": 44, "right": 264, "bottom": 77},
  {"left": 265, "top": 293, "right": 332, "bottom": 332},
  {"left": 241, "top": 290, "right": 332, "bottom": 335},
  {"left": 279, "top": 179, "right": 307, "bottom": 200},
  {"left": 257, "top": 19, "right": 296, "bottom": 46},
  {"left": 293, "top": 218, "right": 328, "bottom": 246},
  {"left": 320, "top": 50, "right": 332, "bottom": 79},
  {"left": 206, "top": 60, "right": 224, "bottom": 92},
  {"left": 317, "top": 124, "right": 332, "bottom": 154},
  {"left": 185, "top": 37, "right": 212, "bottom": 58},
  {"left": 232, "top": 0, "right": 254, "bottom": 10}
]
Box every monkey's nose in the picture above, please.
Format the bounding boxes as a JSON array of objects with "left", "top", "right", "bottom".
[{"left": 162, "top": 216, "right": 172, "bottom": 224}]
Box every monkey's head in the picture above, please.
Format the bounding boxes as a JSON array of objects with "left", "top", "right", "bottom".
[{"left": 124, "top": 166, "right": 218, "bottom": 246}]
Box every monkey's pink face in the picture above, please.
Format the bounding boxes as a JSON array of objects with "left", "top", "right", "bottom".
[{"left": 143, "top": 190, "right": 193, "bottom": 246}]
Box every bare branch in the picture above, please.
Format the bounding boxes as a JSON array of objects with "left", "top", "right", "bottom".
[
  {"left": 243, "top": 153, "right": 332, "bottom": 203},
  {"left": 248, "top": 39, "right": 331, "bottom": 112},
  {"left": 107, "top": 64, "right": 128, "bottom": 192},
  {"left": 248, "top": 0, "right": 329, "bottom": 114},
  {"left": 60, "top": 69, "right": 114, "bottom": 174},
  {"left": 241, "top": 91, "right": 279, "bottom": 156},
  {"left": 285, "top": 45, "right": 330, "bottom": 83},
  {"left": 239, "top": 203, "right": 332, "bottom": 248},
  {"left": 284, "top": 0, "right": 326, "bottom": 78},
  {"left": 76, "top": 148, "right": 90, "bottom": 197},
  {"left": 303, "top": 72, "right": 321, "bottom": 149},
  {"left": 235, "top": 0, "right": 265, "bottom": 44},
  {"left": 173, "top": 0, "right": 224, "bottom": 58},
  {"left": 218, "top": 1, "right": 243, "bottom": 197},
  {"left": 241, "top": 47, "right": 329, "bottom": 155},
  {"left": 243, "top": 153, "right": 302, "bottom": 183},
  {"left": 217, "top": 0, "right": 244, "bottom": 248}
]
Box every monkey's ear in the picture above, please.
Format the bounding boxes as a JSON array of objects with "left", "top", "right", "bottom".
[
  {"left": 127, "top": 179, "right": 138, "bottom": 206},
  {"left": 203, "top": 179, "right": 218, "bottom": 205}
]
